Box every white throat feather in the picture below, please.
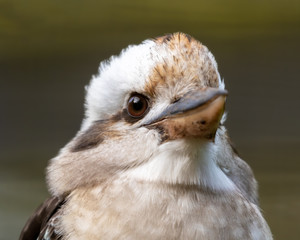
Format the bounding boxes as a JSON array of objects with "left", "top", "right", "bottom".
[{"left": 125, "top": 139, "right": 236, "bottom": 192}]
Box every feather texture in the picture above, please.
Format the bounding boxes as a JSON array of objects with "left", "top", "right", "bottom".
[{"left": 20, "top": 33, "right": 272, "bottom": 239}]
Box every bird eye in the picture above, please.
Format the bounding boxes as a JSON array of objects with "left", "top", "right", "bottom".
[{"left": 127, "top": 94, "right": 148, "bottom": 118}]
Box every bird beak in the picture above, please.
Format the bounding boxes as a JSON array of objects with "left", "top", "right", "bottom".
[{"left": 145, "top": 88, "right": 228, "bottom": 140}]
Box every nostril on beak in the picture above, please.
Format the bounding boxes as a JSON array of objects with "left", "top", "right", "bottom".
[
  {"left": 200, "top": 120, "right": 206, "bottom": 125},
  {"left": 172, "top": 97, "right": 181, "bottom": 104}
]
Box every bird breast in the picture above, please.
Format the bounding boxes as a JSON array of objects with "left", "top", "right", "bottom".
[{"left": 58, "top": 178, "right": 271, "bottom": 240}]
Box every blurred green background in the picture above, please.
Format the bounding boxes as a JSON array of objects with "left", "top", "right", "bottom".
[{"left": 1, "top": 0, "right": 299, "bottom": 239}]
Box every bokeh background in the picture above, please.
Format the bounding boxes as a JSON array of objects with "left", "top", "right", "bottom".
[{"left": 1, "top": 0, "right": 299, "bottom": 239}]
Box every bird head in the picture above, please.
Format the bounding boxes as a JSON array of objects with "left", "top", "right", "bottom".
[{"left": 47, "top": 33, "right": 252, "bottom": 198}]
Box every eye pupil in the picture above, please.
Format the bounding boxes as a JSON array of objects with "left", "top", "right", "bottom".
[
  {"left": 127, "top": 94, "right": 148, "bottom": 118},
  {"left": 132, "top": 97, "right": 143, "bottom": 110}
]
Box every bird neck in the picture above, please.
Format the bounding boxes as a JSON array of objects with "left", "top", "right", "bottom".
[{"left": 125, "top": 139, "right": 236, "bottom": 192}]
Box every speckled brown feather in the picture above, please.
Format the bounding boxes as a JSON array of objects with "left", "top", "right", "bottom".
[
  {"left": 148, "top": 33, "right": 220, "bottom": 95},
  {"left": 19, "top": 196, "right": 64, "bottom": 240}
]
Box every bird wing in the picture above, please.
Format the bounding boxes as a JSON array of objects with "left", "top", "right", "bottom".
[{"left": 19, "top": 196, "right": 64, "bottom": 240}]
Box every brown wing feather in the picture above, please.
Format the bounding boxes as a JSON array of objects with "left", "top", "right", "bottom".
[
  {"left": 19, "top": 196, "right": 64, "bottom": 240},
  {"left": 37, "top": 211, "right": 62, "bottom": 240}
]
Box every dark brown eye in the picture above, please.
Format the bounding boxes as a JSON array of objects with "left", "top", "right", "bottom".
[{"left": 127, "top": 94, "right": 148, "bottom": 118}]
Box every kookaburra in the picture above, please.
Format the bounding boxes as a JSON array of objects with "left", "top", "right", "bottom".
[{"left": 20, "top": 33, "right": 272, "bottom": 240}]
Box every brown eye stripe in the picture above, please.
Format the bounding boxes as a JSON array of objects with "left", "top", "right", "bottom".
[
  {"left": 71, "top": 120, "right": 107, "bottom": 152},
  {"left": 71, "top": 94, "right": 151, "bottom": 152}
]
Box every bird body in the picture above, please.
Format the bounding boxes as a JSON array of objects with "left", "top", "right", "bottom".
[
  {"left": 56, "top": 178, "right": 269, "bottom": 240},
  {"left": 20, "top": 33, "right": 272, "bottom": 240}
]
